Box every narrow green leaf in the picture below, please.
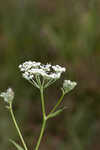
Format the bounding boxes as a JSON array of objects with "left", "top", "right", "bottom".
[
  {"left": 47, "top": 107, "right": 66, "bottom": 119},
  {"left": 9, "top": 139, "right": 24, "bottom": 150}
]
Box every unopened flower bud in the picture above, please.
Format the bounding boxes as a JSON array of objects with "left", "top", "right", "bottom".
[
  {"left": 62, "top": 80, "right": 77, "bottom": 94},
  {"left": 0, "top": 88, "right": 14, "bottom": 104}
]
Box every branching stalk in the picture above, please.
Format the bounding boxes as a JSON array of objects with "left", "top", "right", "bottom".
[{"left": 50, "top": 93, "right": 64, "bottom": 114}]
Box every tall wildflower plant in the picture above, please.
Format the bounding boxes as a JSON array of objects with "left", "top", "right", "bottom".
[{"left": 0, "top": 61, "right": 77, "bottom": 150}]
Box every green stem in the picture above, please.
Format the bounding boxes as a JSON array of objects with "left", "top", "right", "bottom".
[
  {"left": 35, "top": 119, "right": 46, "bottom": 150},
  {"left": 50, "top": 93, "right": 64, "bottom": 114},
  {"left": 34, "top": 86, "right": 46, "bottom": 150},
  {"left": 40, "top": 87, "right": 46, "bottom": 119},
  {"left": 9, "top": 103, "right": 28, "bottom": 150}
]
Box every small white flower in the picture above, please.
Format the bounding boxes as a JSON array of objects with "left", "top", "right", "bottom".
[
  {"left": 52, "top": 65, "right": 66, "bottom": 73},
  {"left": 62, "top": 80, "right": 77, "bottom": 94},
  {"left": 22, "top": 72, "right": 34, "bottom": 80},
  {"left": 47, "top": 72, "right": 61, "bottom": 79},
  {"left": 40, "top": 64, "right": 51, "bottom": 72},
  {"left": 0, "top": 88, "right": 14, "bottom": 103}
]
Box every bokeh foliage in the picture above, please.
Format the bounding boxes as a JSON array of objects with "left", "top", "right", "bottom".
[{"left": 0, "top": 0, "right": 100, "bottom": 150}]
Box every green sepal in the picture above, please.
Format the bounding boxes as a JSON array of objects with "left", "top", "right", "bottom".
[
  {"left": 9, "top": 139, "right": 24, "bottom": 150},
  {"left": 47, "top": 107, "right": 66, "bottom": 119}
]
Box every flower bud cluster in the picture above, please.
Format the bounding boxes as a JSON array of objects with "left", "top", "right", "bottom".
[
  {"left": 62, "top": 80, "right": 77, "bottom": 94},
  {"left": 0, "top": 88, "right": 14, "bottom": 104}
]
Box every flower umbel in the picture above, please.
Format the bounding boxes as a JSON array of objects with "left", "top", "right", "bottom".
[
  {"left": 62, "top": 80, "right": 77, "bottom": 94},
  {"left": 0, "top": 88, "right": 14, "bottom": 104},
  {"left": 19, "top": 61, "right": 66, "bottom": 89}
]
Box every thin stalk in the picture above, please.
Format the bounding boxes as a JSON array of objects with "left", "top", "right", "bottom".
[
  {"left": 35, "top": 75, "right": 41, "bottom": 87},
  {"left": 40, "top": 87, "right": 46, "bottom": 119},
  {"left": 31, "top": 79, "right": 40, "bottom": 89},
  {"left": 44, "top": 79, "right": 57, "bottom": 89},
  {"left": 9, "top": 103, "right": 28, "bottom": 150},
  {"left": 50, "top": 93, "right": 64, "bottom": 114},
  {"left": 35, "top": 119, "right": 46, "bottom": 150},
  {"left": 35, "top": 86, "right": 46, "bottom": 150}
]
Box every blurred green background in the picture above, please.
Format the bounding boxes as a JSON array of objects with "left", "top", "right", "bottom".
[{"left": 0, "top": 0, "right": 100, "bottom": 150}]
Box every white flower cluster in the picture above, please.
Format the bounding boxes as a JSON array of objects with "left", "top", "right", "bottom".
[
  {"left": 62, "top": 80, "right": 77, "bottom": 94},
  {"left": 19, "top": 61, "right": 66, "bottom": 88},
  {"left": 0, "top": 88, "right": 14, "bottom": 104}
]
